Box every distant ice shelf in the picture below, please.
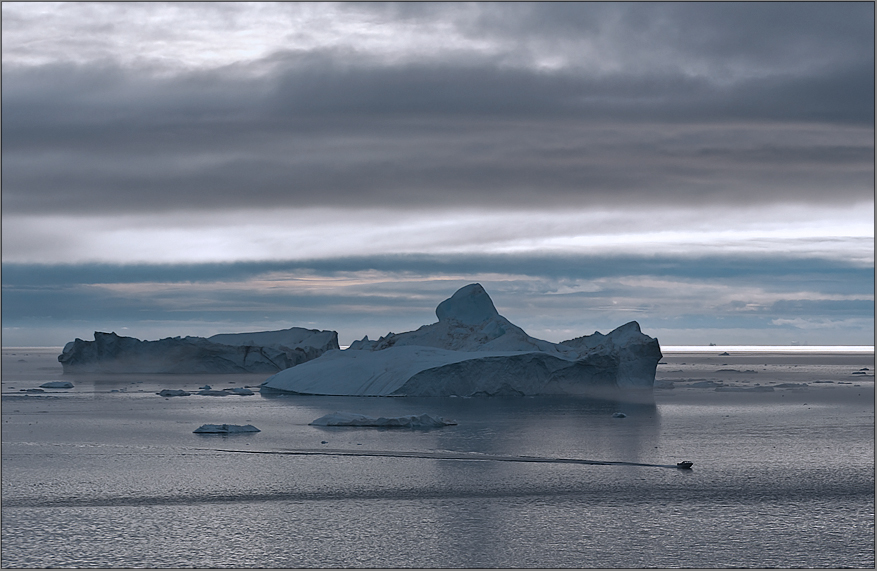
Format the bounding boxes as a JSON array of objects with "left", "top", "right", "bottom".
[{"left": 57, "top": 327, "right": 339, "bottom": 374}]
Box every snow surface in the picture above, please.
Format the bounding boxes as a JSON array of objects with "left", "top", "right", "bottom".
[
  {"left": 262, "top": 283, "right": 662, "bottom": 397},
  {"left": 310, "top": 412, "right": 456, "bottom": 428},
  {"left": 57, "top": 327, "right": 339, "bottom": 374}
]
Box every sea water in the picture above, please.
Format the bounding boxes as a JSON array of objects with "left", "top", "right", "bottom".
[{"left": 2, "top": 348, "right": 873, "bottom": 568}]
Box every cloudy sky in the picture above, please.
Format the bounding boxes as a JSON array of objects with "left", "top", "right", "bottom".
[{"left": 2, "top": 2, "right": 874, "bottom": 348}]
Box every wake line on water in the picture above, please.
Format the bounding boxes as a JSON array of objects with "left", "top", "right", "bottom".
[{"left": 204, "top": 447, "right": 683, "bottom": 469}]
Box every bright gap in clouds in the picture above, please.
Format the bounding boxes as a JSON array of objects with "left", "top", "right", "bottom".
[{"left": 4, "top": 203, "right": 872, "bottom": 265}]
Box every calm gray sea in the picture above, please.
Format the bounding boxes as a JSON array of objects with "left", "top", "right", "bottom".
[{"left": 2, "top": 348, "right": 874, "bottom": 568}]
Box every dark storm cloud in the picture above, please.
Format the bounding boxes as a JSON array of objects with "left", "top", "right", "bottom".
[{"left": 2, "top": 3, "right": 873, "bottom": 215}]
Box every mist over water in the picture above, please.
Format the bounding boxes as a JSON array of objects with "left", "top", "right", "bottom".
[{"left": 2, "top": 348, "right": 874, "bottom": 568}]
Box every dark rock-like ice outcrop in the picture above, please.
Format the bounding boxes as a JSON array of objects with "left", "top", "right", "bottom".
[
  {"left": 58, "top": 327, "right": 339, "bottom": 374},
  {"left": 261, "top": 283, "right": 662, "bottom": 397}
]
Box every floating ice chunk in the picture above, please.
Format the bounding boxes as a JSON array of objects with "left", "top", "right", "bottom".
[
  {"left": 612, "top": 412, "right": 627, "bottom": 418},
  {"left": 198, "top": 389, "right": 231, "bottom": 396},
  {"left": 198, "top": 388, "right": 253, "bottom": 396},
  {"left": 193, "top": 424, "right": 260, "bottom": 433},
  {"left": 310, "top": 412, "right": 457, "bottom": 428},
  {"left": 689, "top": 380, "right": 722, "bottom": 388},
  {"left": 714, "top": 386, "right": 775, "bottom": 392},
  {"left": 157, "top": 389, "right": 191, "bottom": 397},
  {"left": 199, "top": 385, "right": 212, "bottom": 390},
  {"left": 227, "top": 387, "right": 254, "bottom": 395},
  {"left": 40, "top": 381, "right": 73, "bottom": 389}
]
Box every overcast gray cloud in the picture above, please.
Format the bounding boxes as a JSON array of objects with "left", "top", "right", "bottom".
[
  {"left": 2, "top": 2, "right": 873, "bottom": 215},
  {"left": 1, "top": 2, "right": 873, "bottom": 347}
]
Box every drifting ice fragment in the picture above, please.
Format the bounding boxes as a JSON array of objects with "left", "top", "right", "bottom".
[
  {"left": 228, "top": 387, "right": 254, "bottom": 395},
  {"left": 198, "top": 388, "right": 254, "bottom": 396},
  {"left": 157, "top": 389, "right": 191, "bottom": 397},
  {"left": 310, "top": 412, "right": 457, "bottom": 428},
  {"left": 193, "top": 424, "right": 260, "bottom": 433},
  {"left": 40, "top": 381, "right": 74, "bottom": 389}
]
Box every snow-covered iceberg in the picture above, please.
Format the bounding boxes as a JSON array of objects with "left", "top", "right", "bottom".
[
  {"left": 261, "top": 283, "right": 662, "bottom": 397},
  {"left": 310, "top": 412, "right": 457, "bottom": 428},
  {"left": 58, "top": 327, "right": 339, "bottom": 374}
]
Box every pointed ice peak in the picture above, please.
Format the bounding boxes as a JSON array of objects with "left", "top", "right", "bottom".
[{"left": 435, "top": 283, "right": 500, "bottom": 325}]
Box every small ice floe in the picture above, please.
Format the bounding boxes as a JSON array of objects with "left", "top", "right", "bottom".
[
  {"left": 197, "top": 387, "right": 254, "bottom": 396},
  {"left": 199, "top": 385, "right": 212, "bottom": 390},
  {"left": 40, "top": 381, "right": 74, "bottom": 389},
  {"left": 193, "top": 423, "right": 260, "bottom": 434},
  {"left": 612, "top": 412, "right": 627, "bottom": 418},
  {"left": 198, "top": 389, "right": 230, "bottom": 396},
  {"left": 157, "top": 389, "right": 191, "bottom": 397},
  {"left": 689, "top": 380, "right": 722, "bottom": 388},
  {"left": 714, "top": 386, "right": 774, "bottom": 392},
  {"left": 21, "top": 388, "right": 44, "bottom": 393},
  {"left": 310, "top": 412, "right": 457, "bottom": 428}
]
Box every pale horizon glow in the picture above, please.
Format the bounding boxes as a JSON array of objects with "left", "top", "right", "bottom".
[{"left": 3, "top": 203, "right": 872, "bottom": 265}]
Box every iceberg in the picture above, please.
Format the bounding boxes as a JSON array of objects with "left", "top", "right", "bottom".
[
  {"left": 57, "top": 327, "right": 339, "bottom": 374},
  {"left": 262, "top": 283, "right": 662, "bottom": 397},
  {"left": 310, "top": 412, "right": 457, "bottom": 428}
]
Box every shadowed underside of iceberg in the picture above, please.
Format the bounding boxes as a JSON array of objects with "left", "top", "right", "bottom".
[{"left": 261, "top": 283, "right": 662, "bottom": 397}]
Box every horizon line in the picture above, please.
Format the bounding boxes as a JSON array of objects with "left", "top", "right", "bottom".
[
  {"left": 661, "top": 345, "right": 874, "bottom": 353},
  {"left": 3, "top": 344, "right": 874, "bottom": 353}
]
